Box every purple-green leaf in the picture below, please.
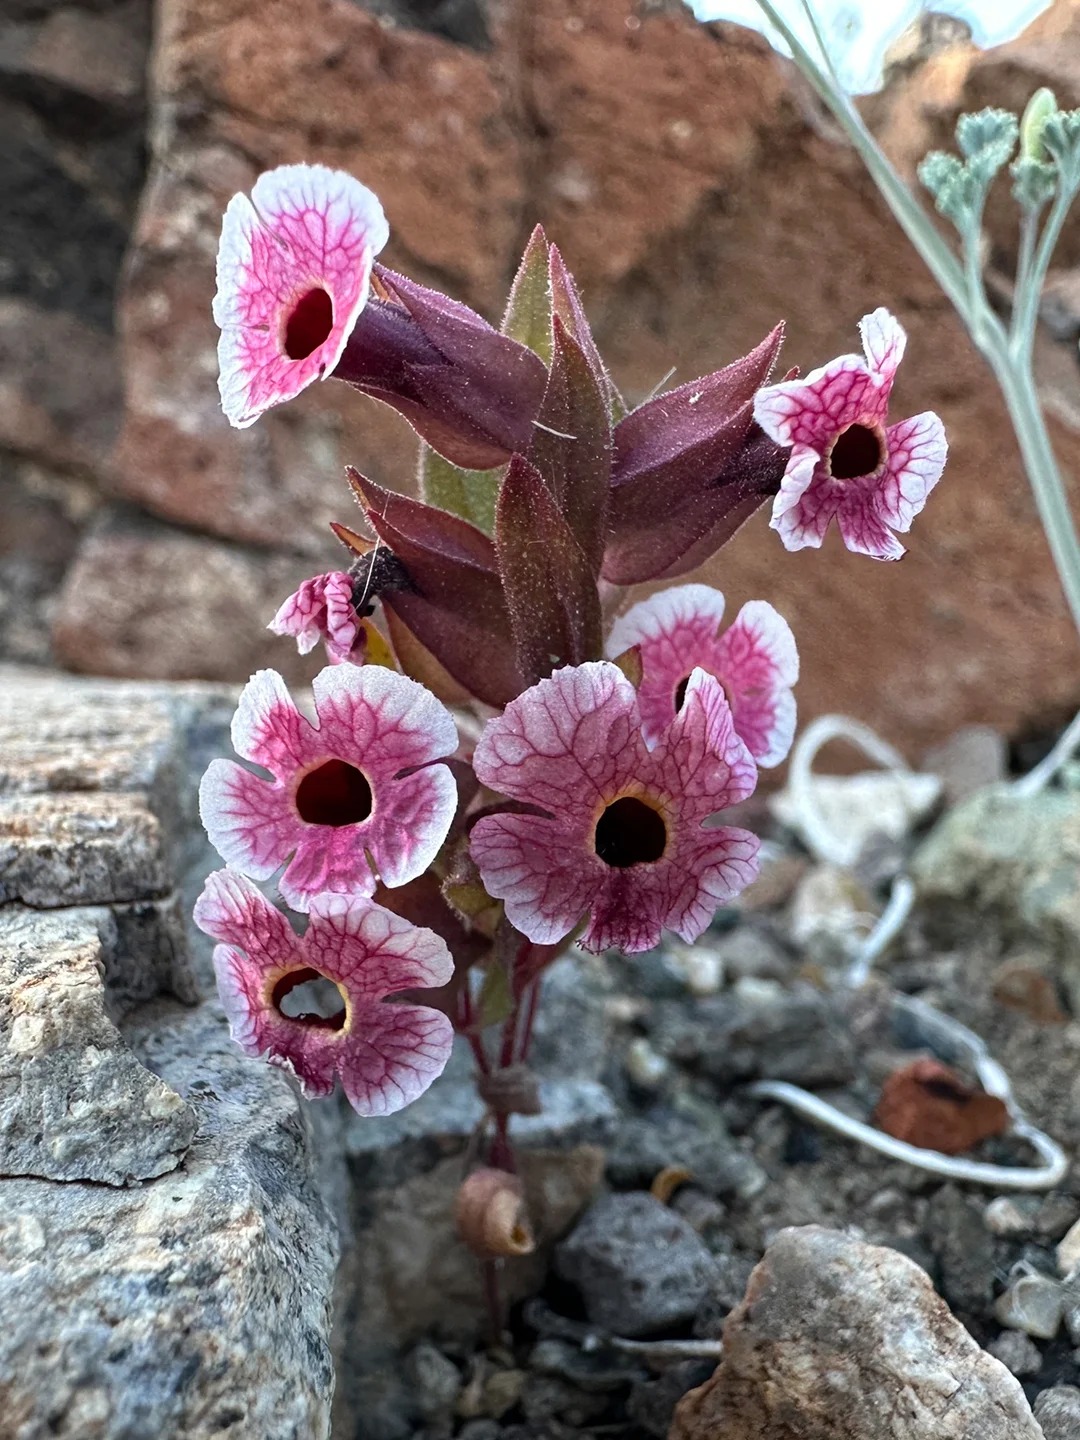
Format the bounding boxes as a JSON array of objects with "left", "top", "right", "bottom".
[
  {"left": 496, "top": 454, "right": 603, "bottom": 685},
  {"left": 527, "top": 316, "right": 612, "bottom": 576}
]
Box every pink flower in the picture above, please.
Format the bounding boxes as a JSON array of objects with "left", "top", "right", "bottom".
[
  {"left": 214, "top": 164, "right": 389, "bottom": 429},
  {"left": 605, "top": 584, "right": 798, "bottom": 766},
  {"left": 753, "top": 308, "right": 947, "bottom": 560},
  {"left": 469, "top": 662, "right": 759, "bottom": 955},
  {"left": 194, "top": 870, "right": 453, "bottom": 1115},
  {"left": 200, "top": 665, "right": 458, "bottom": 912},
  {"left": 269, "top": 571, "right": 363, "bottom": 664}
]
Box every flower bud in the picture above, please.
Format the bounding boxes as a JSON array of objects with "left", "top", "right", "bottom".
[
  {"left": 455, "top": 1168, "right": 536, "bottom": 1260},
  {"left": 1020, "top": 88, "right": 1058, "bottom": 161}
]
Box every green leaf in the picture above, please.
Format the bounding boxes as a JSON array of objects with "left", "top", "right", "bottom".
[
  {"left": 918, "top": 151, "right": 978, "bottom": 228},
  {"left": 501, "top": 224, "right": 553, "bottom": 365},
  {"left": 418, "top": 444, "right": 501, "bottom": 536},
  {"left": 475, "top": 958, "right": 512, "bottom": 1029},
  {"left": 1011, "top": 156, "right": 1057, "bottom": 210},
  {"left": 956, "top": 108, "right": 1018, "bottom": 166}
]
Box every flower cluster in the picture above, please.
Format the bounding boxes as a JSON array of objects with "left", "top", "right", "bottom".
[{"left": 196, "top": 163, "right": 947, "bottom": 1128}]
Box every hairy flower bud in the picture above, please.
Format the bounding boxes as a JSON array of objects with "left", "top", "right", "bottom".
[{"left": 455, "top": 1168, "right": 536, "bottom": 1259}]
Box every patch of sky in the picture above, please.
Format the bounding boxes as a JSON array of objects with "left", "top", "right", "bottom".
[{"left": 688, "top": 0, "right": 1055, "bottom": 94}]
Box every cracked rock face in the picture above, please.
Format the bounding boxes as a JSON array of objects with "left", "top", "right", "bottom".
[
  {"left": 0, "top": 1003, "right": 339, "bottom": 1440},
  {"left": 0, "top": 671, "right": 341, "bottom": 1438},
  {"left": 671, "top": 1225, "right": 1044, "bottom": 1440},
  {"left": 0, "top": 907, "right": 197, "bottom": 1185}
]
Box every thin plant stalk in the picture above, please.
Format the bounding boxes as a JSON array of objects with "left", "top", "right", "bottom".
[{"left": 755, "top": 0, "right": 1080, "bottom": 646}]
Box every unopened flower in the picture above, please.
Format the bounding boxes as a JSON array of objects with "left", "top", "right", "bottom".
[
  {"left": 215, "top": 164, "right": 388, "bottom": 428},
  {"left": 269, "top": 571, "right": 364, "bottom": 663},
  {"left": 753, "top": 308, "right": 947, "bottom": 560},
  {"left": 606, "top": 584, "right": 798, "bottom": 766},
  {"left": 194, "top": 869, "right": 453, "bottom": 1115},
  {"left": 469, "top": 662, "right": 759, "bottom": 954},
  {"left": 200, "top": 665, "right": 458, "bottom": 911}
]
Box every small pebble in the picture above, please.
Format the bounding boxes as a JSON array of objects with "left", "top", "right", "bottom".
[
  {"left": 1034, "top": 1385, "right": 1080, "bottom": 1440},
  {"left": 404, "top": 1341, "right": 461, "bottom": 1422},
  {"left": 986, "top": 1329, "right": 1042, "bottom": 1377},
  {"left": 624, "top": 1037, "right": 670, "bottom": 1089},
  {"left": 480, "top": 1370, "right": 526, "bottom": 1421},
  {"left": 1057, "top": 1216, "right": 1080, "bottom": 1277},
  {"left": 666, "top": 944, "right": 724, "bottom": 996},
  {"left": 789, "top": 864, "right": 876, "bottom": 967},
  {"left": 985, "top": 1195, "right": 1038, "bottom": 1237},
  {"left": 555, "top": 1192, "right": 717, "bottom": 1337},
  {"left": 731, "top": 976, "right": 785, "bottom": 1005},
  {"left": 1034, "top": 1194, "right": 1080, "bottom": 1242},
  {"left": 457, "top": 1423, "right": 501, "bottom": 1440},
  {"left": 993, "top": 1272, "right": 1063, "bottom": 1340}
]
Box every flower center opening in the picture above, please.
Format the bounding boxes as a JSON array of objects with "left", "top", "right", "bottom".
[
  {"left": 272, "top": 968, "right": 347, "bottom": 1030},
  {"left": 829, "top": 423, "right": 883, "bottom": 480},
  {"left": 594, "top": 796, "right": 668, "bottom": 869},
  {"left": 284, "top": 287, "right": 334, "bottom": 360},
  {"left": 295, "top": 759, "right": 373, "bottom": 827},
  {"left": 674, "top": 675, "right": 691, "bottom": 713}
]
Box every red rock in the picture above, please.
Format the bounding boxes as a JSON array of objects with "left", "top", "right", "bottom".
[
  {"left": 874, "top": 1056, "right": 1009, "bottom": 1154},
  {"left": 51, "top": 509, "right": 316, "bottom": 684},
  {"left": 83, "top": 0, "right": 1080, "bottom": 736}
]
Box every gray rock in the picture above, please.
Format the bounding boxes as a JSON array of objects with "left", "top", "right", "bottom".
[
  {"left": 671, "top": 1226, "right": 1043, "bottom": 1440},
  {"left": 0, "top": 790, "right": 170, "bottom": 905},
  {"left": 986, "top": 1329, "right": 1042, "bottom": 1377},
  {"left": 994, "top": 1272, "right": 1064, "bottom": 1340},
  {"left": 404, "top": 1341, "right": 462, "bottom": 1422},
  {"left": 692, "top": 1249, "right": 759, "bottom": 1338},
  {"left": 1034, "top": 1385, "right": 1080, "bottom": 1440},
  {"left": 648, "top": 983, "right": 857, "bottom": 1089},
  {"left": 1058, "top": 1269, "right": 1080, "bottom": 1345},
  {"left": 627, "top": 1361, "right": 715, "bottom": 1439},
  {"left": 0, "top": 906, "right": 196, "bottom": 1184},
  {"left": 0, "top": 999, "right": 339, "bottom": 1439},
  {"left": 925, "top": 1184, "right": 997, "bottom": 1317},
  {"left": 606, "top": 1108, "right": 765, "bottom": 1201},
  {"left": 911, "top": 786, "right": 1080, "bottom": 994},
  {"left": 555, "top": 1192, "right": 718, "bottom": 1337}
]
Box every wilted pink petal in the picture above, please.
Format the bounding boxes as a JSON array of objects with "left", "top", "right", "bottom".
[
  {"left": 214, "top": 164, "right": 389, "bottom": 428},
  {"left": 469, "top": 662, "right": 760, "bottom": 954},
  {"left": 754, "top": 308, "right": 946, "bottom": 560},
  {"left": 605, "top": 584, "right": 798, "bottom": 766},
  {"left": 194, "top": 870, "right": 453, "bottom": 1115},
  {"left": 200, "top": 665, "right": 458, "bottom": 911},
  {"left": 269, "top": 571, "right": 364, "bottom": 663}
]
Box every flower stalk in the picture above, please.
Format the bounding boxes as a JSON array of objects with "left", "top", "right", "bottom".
[{"left": 756, "top": 0, "right": 1080, "bottom": 648}]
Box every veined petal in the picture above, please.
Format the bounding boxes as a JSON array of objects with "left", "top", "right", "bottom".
[
  {"left": 196, "top": 872, "right": 454, "bottom": 1116},
  {"left": 877, "top": 412, "right": 948, "bottom": 532},
  {"left": 303, "top": 892, "right": 454, "bottom": 1000},
  {"left": 199, "top": 757, "right": 304, "bottom": 879},
  {"left": 214, "top": 164, "right": 388, "bottom": 428},
  {"left": 753, "top": 355, "right": 876, "bottom": 451},
  {"left": 231, "top": 669, "right": 314, "bottom": 778},
  {"left": 859, "top": 307, "right": 906, "bottom": 388},
  {"left": 470, "top": 662, "right": 761, "bottom": 954},
  {"left": 469, "top": 811, "right": 603, "bottom": 946},
  {"left": 194, "top": 869, "right": 297, "bottom": 969},
  {"left": 204, "top": 665, "right": 458, "bottom": 909}
]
